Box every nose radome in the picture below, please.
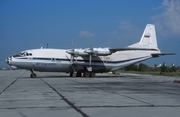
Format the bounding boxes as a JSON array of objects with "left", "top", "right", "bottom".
[
  {"left": 5, "top": 56, "right": 12, "bottom": 64},
  {"left": 5, "top": 58, "right": 9, "bottom": 64},
  {"left": 5, "top": 58, "right": 10, "bottom": 64}
]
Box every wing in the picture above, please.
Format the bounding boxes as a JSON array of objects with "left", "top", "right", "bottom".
[{"left": 109, "top": 47, "right": 159, "bottom": 53}]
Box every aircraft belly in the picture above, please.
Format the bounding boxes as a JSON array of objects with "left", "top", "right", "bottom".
[
  {"left": 72, "top": 61, "right": 111, "bottom": 73},
  {"left": 33, "top": 62, "right": 70, "bottom": 72},
  {"left": 10, "top": 60, "right": 69, "bottom": 72}
]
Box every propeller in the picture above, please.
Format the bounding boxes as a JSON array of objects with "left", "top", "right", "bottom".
[
  {"left": 70, "top": 39, "right": 74, "bottom": 64},
  {"left": 85, "top": 38, "right": 94, "bottom": 67},
  {"left": 66, "top": 39, "right": 75, "bottom": 64},
  {"left": 89, "top": 38, "right": 92, "bottom": 66},
  {"left": 85, "top": 48, "right": 93, "bottom": 66}
]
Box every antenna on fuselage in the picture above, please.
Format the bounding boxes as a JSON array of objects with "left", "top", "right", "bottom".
[{"left": 40, "top": 44, "right": 43, "bottom": 49}]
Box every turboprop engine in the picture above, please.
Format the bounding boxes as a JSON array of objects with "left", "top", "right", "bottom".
[{"left": 66, "top": 48, "right": 112, "bottom": 56}]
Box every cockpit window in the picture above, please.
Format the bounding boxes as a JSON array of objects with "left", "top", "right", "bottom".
[
  {"left": 20, "top": 52, "right": 25, "bottom": 56},
  {"left": 20, "top": 52, "right": 32, "bottom": 56},
  {"left": 13, "top": 54, "right": 22, "bottom": 57},
  {"left": 13, "top": 52, "right": 32, "bottom": 57}
]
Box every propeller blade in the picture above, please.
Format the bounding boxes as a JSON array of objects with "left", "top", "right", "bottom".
[
  {"left": 70, "top": 55, "right": 73, "bottom": 64},
  {"left": 89, "top": 54, "right": 92, "bottom": 66}
]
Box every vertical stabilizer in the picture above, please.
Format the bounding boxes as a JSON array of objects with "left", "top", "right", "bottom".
[{"left": 128, "top": 24, "right": 158, "bottom": 49}]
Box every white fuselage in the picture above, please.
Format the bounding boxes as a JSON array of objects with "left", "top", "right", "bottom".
[{"left": 6, "top": 48, "right": 159, "bottom": 73}]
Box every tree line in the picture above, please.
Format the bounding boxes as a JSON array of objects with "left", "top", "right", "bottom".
[{"left": 124, "top": 63, "right": 179, "bottom": 73}]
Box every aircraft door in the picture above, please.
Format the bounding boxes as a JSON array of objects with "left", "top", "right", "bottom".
[
  {"left": 103, "top": 56, "right": 111, "bottom": 64},
  {"left": 103, "top": 56, "right": 112, "bottom": 70}
]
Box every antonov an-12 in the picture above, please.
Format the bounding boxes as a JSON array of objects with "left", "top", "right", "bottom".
[{"left": 6, "top": 24, "right": 175, "bottom": 78}]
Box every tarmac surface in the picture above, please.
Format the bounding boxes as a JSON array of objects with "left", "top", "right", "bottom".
[{"left": 0, "top": 70, "right": 180, "bottom": 117}]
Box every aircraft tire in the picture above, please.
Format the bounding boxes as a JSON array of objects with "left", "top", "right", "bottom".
[
  {"left": 90, "top": 72, "right": 95, "bottom": 78},
  {"left": 30, "top": 73, "right": 37, "bottom": 78},
  {"left": 84, "top": 72, "right": 90, "bottom": 77},
  {"left": 72, "top": 72, "right": 77, "bottom": 78}
]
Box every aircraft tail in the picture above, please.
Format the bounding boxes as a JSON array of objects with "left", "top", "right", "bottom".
[{"left": 128, "top": 24, "right": 158, "bottom": 49}]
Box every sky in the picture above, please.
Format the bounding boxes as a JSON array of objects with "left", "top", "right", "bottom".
[{"left": 0, "top": 0, "right": 180, "bottom": 67}]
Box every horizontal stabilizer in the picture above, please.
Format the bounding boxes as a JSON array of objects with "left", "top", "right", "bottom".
[{"left": 151, "top": 52, "right": 176, "bottom": 57}]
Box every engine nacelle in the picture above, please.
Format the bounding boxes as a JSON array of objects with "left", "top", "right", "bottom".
[
  {"left": 66, "top": 48, "right": 112, "bottom": 56},
  {"left": 66, "top": 49, "right": 88, "bottom": 56},
  {"left": 92, "top": 48, "right": 112, "bottom": 56}
]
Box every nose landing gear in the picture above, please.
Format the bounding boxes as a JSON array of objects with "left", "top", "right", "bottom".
[{"left": 30, "top": 69, "right": 37, "bottom": 78}]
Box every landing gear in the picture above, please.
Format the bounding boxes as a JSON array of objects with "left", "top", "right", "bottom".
[
  {"left": 77, "top": 72, "right": 82, "bottom": 77},
  {"left": 30, "top": 73, "right": 37, "bottom": 78},
  {"left": 83, "top": 72, "right": 95, "bottom": 78},
  {"left": 70, "top": 72, "right": 82, "bottom": 77},
  {"left": 69, "top": 65, "right": 95, "bottom": 78},
  {"left": 70, "top": 71, "right": 95, "bottom": 78},
  {"left": 90, "top": 72, "right": 95, "bottom": 78},
  {"left": 83, "top": 72, "right": 90, "bottom": 77},
  {"left": 30, "top": 70, "right": 37, "bottom": 78}
]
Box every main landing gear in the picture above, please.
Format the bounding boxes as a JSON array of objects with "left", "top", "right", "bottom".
[
  {"left": 70, "top": 71, "right": 96, "bottom": 78},
  {"left": 83, "top": 72, "right": 95, "bottom": 78},
  {"left": 30, "top": 69, "right": 37, "bottom": 78},
  {"left": 70, "top": 65, "right": 96, "bottom": 78}
]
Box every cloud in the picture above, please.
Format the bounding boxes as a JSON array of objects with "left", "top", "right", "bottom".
[
  {"left": 79, "top": 30, "right": 95, "bottom": 38},
  {"left": 152, "top": 0, "right": 180, "bottom": 37}
]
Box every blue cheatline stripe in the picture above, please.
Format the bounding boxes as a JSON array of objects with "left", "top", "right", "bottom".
[
  {"left": 72, "top": 56, "right": 148, "bottom": 63},
  {"left": 33, "top": 58, "right": 51, "bottom": 60},
  {"left": 18, "top": 58, "right": 27, "bottom": 59},
  {"left": 16, "top": 56, "right": 149, "bottom": 64}
]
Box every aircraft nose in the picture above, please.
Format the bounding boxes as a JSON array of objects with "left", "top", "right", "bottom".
[
  {"left": 5, "top": 58, "right": 10, "bottom": 64},
  {"left": 5, "top": 56, "right": 12, "bottom": 64}
]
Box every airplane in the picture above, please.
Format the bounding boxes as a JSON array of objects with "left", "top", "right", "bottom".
[{"left": 5, "top": 24, "right": 175, "bottom": 78}]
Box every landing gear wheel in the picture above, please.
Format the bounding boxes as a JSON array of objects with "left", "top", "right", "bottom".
[
  {"left": 30, "top": 73, "right": 37, "bottom": 78},
  {"left": 90, "top": 72, "right": 95, "bottom": 78},
  {"left": 70, "top": 72, "right": 77, "bottom": 77},
  {"left": 72, "top": 72, "right": 77, "bottom": 78},
  {"left": 84, "top": 72, "right": 90, "bottom": 77}
]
